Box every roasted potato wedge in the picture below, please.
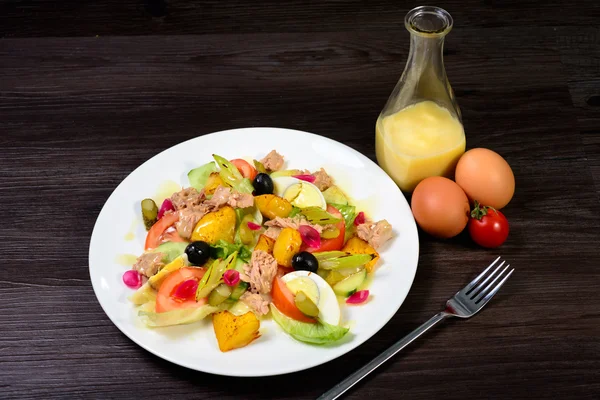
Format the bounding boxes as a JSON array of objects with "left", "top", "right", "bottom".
[
  {"left": 255, "top": 234, "right": 276, "bottom": 254},
  {"left": 273, "top": 227, "right": 302, "bottom": 268},
  {"left": 190, "top": 206, "right": 236, "bottom": 244},
  {"left": 204, "top": 173, "right": 225, "bottom": 195},
  {"left": 212, "top": 310, "right": 260, "bottom": 352},
  {"left": 254, "top": 194, "right": 292, "bottom": 219}
]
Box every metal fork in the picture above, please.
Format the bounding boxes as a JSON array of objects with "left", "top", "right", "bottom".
[{"left": 318, "top": 256, "right": 514, "bottom": 400}]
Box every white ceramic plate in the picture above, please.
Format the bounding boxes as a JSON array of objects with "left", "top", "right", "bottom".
[{"left": 89, "top": 127, "right": 419, "bottom": 376}]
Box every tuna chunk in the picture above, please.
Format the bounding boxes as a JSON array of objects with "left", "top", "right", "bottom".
[
  {"left": 132, "top": 252, "right": 165, "bottom": 278},
  {"left": 263, "top": 226, "right": 282, "bottom": 240},
  {"left": 171, "top": 187, "right": 205, "bottom": 211},
  {"left": 240, "top": 250, "right": 278, "bottom": 294},
  {"left": 228, "top": 190, "right": 254, "bottom": 208},
  {"left": 205, "top": 185, "right": 254, "bottom": 209},
  {"left": 313, "top": 168, "right": 334, "bottom": 191},
  {"left": 204, "top": 185, "right": 231, "bottom": 208},
  {"left": 240, "top": 292, "right": 271, "bottom": 316},
  {"left": 260, "top": 150, "right": 284, "bottom": 171},
  {"left": 356, "top": 219, "right": 393, "bottom": 249},
  {"left": 175, "top": 207, "right": 207, "bottom": 239}
]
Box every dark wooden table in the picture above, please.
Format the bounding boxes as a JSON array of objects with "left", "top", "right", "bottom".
[{"left": 1, "top": 1, "right": 599, "bottom": 399}]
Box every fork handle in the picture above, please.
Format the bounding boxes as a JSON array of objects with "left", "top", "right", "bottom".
[{"left": 317, "top": 312, "right": 449, "bottom": 400}]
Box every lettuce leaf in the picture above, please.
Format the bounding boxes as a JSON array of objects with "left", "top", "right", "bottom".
[
  {"left": 329, "top": 203, "right": 356, "bottom": 232},
  {"left": 129, "top": 283, "right": 157, "bottom": 306},
  {"left": 151, "top": 241, "right": 189, "bottom": 264},
  {"left": 188, "top": 161, "right": 218, "bottom": 190},
  {"left": 210, "top": 240, "right": 252, "bottom": 263},
  {"left": 139, "top": 305, "right": 220, "bottom": 327},
  {"left": 270, "top": 305, "right": 349, "bottom": 344}
]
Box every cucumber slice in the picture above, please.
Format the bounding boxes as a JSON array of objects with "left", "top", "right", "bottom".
[
  {"left": 322, "top": 186, "right": 349, "bottom": 205},
  {"left": 208, "top": 283, "right": 233, "bottom": 306},
  {"left": 333, "top": 269, "right": 367, "bottom": 297},
  {"left": 229, "top": 281, "right": 249, "bottom": 301},
  {"left": 151, "top": 241, "right": 188, "bottom": 265},
  {"left": 325, "top": 266, "right": 363, "bottom": 287}
]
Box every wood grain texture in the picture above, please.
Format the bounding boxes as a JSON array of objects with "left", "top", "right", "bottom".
[
  {"left": 1, "top": 1, "right": 599, "bottom": 399},
  {"left": 1, "top": 0, "right": 600, "bottom": 37}
]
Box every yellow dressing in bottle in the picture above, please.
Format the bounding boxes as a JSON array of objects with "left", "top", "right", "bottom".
[
  {"left": 376, "top": 101, "right": 465, "bottom": 192},
  {"left": 375, "top": 7, "right": 465, "bottom": 192}
]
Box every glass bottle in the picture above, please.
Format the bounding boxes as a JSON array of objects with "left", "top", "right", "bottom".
[{"left": 376, "top": 6, "right": 465, "bottom": 193}]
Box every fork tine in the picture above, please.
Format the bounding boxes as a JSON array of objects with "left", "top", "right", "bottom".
[
  {"left": 466, "top": 262, "right": 505, "bottom": 298},
  {"left": 468, "top": 260, "right": 506, "bottom": 297},
  {"left": 474, "top": 265, "right": 512, "bottom": 304},
  {"left": 463, "top": 256, "right": 501, "bottom": 294}
]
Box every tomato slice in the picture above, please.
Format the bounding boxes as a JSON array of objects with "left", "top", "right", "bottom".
[
  {"left": 145, "top": 212, "right": 179, "bottom": 250},
  {"left": 161, "top": 228, "right": 188, "bottom": 244},
  {"left": 230, "top": 159, "right": 258, "bottom": 181},
  {"left": 304, "top": 205, "right": 345, "bottom": 252},
  {"left": 156, "top": 267, "right": 207, "bottom": 313},
  {"left": 271, "top": 277, "right": 316, "bottom": 323}
]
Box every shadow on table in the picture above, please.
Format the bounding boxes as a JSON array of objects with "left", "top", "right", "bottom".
[{"left": 145, "top": 241, "right": 446, "bottom": 399}]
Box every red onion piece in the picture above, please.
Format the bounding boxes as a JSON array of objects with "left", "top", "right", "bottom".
[
  {"left": 299, "top": 225, "right": 321, "bottom": 248},
  {"left": 292, "top": 174, "right": 316, "bottom": 183},
  {"left": 157, "top": 198, "right": 175, "bottom": 220},
  {"left": 123, "top": 270, "right": 143, "bottom": 289},
  {"left": 172, "top": 279, "right": 199, "bottom": 300},
  {"left": 223, "top": 269, "right": 240, "bottom": 287},
  {"left": 346, "top": 290, "right": 369, "bottom": 304},
  {"left": 247, "top": 221, "right": 262, "bottom": 231},
  {"left": 354, "top": 211, "right": 366, "bottom": 226}
]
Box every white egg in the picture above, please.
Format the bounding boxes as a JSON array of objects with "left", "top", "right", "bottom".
[
  {"left": 282, "top": 270, "right": 341, "bottom": 325},
  {"left": 271, "top": 176, "right": 326, "bottom": 210}
]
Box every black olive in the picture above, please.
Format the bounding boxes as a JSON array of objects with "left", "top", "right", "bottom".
[
  {"left": 253, "top": 173, "right": 274, "bottom": 195},
  {"left": 185, "top": 241, "right": 211, "bottom": 266},
  {"left": 291, "top": 251, "right": 319, "bottom": 273}
]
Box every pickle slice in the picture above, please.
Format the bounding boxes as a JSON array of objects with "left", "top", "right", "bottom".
[
  {"left": 294, "top": 291, "right": 320, "bottom": 317},
  {"left": 321, "top": 226, "right": 340, "bottom": 239},
  {"left": 141, "top": 198, "right": 158, "bottom": 230}
]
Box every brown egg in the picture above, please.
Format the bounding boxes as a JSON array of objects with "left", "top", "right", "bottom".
[
  {"left": 411, "top": 176, "right": 470, "bottom": 239},
  {"left": 455, "top": 148, "right": 515, "bottom": 209}
]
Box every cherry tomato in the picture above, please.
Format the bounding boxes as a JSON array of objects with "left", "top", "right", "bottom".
[
  {"left": 468, "top": 202, "right": 509, "bottom": 248},
  {"left": 230, "top": 159, "right": 258, "bottom": 181}
]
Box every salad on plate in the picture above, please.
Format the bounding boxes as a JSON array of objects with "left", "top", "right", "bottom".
[{"left": 125, "top": 150, "right": 393, "bottom": 352}]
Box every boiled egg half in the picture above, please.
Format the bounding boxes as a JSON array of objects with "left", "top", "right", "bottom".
[
  {"left": 271, "top": 176, "right": 326, "bottom": 209},
  {"left": 282, "top": 270, "right": 340, "bottom": 325}
]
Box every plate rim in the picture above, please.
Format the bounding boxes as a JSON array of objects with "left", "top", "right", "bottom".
[{"left": 89, "top": 126, "right": 419, "bottom": 376}]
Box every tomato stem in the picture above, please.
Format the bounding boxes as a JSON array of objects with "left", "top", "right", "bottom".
[{"left": 470, "top": 200, "right": 497, "bottom": 220}]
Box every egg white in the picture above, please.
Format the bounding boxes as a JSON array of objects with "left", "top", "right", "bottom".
[
  {"left": 271, "top": 176, "right": 327, "bottom": 209},
  {"left": 282, "top": 270, "right": 341, "bottom": 325}
]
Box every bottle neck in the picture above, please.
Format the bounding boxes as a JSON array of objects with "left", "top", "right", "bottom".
[{"left": 406, "top": 34, "right": 446, "bottom": 81}]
